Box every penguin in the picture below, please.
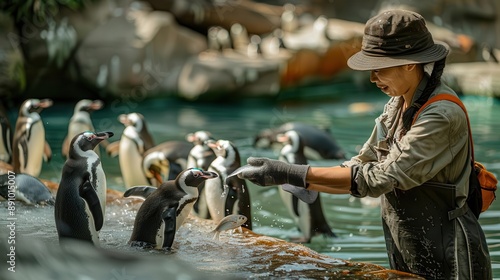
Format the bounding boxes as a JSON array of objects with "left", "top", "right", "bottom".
[
  {"left": 0, "top": 103, "right": 12, "bottom": 164},
  {"left": 55, "top": 130, "right": 114, "bottom": 245},
  {"left": 12, "top": 99, "right": 53, "bottom": 177},
  {"left": 0, "top": 173, "right": 55, "bottom": 205},
  {"left": 205, "top": 139, "right": 252, "bottom": 230},
  {"left": 106, "top": 113, "right": 155, "bottom": 188},
  {"left": 142, "top": 140, "right": 192, "bottom": 184},
  {"left": 277, "top": 130, "right": 335, "bottom": 243},
  {"left": 126, "top": 168, "right": 218, "bottom": 250},
  {"left": 254, "top": 122, "right": 346, "bottom": 160},
  {"left": 186, "top": 130, "right": 216, "bottom": 219},
  {"left": 62, "top": 99, "right": 104, "bottom": 159}
]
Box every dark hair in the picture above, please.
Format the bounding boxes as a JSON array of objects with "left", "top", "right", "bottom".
[{"left": 401, "top": 57, "right": 447, "bottom": 131}]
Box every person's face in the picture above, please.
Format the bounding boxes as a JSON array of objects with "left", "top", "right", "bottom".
[{"left": 370, "top": 65, "right": 416, "bottom": 97}]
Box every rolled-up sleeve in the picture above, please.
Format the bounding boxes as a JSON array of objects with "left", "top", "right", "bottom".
[{"left": 350, "top": 101, "right": 468, "bottom": 198}]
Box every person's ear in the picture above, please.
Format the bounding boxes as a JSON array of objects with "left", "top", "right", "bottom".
[{"left": 404, "top": 64, "right": 417, "bottom": 71}]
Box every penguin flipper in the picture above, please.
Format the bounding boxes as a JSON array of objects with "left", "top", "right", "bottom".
[
  {"left": 161, "top": 207, "right": 177, "bottom": 249},
  {"left": 43, "top": 141, "right": 52, "bottom": 162},
  {"left": 123, "top": 186, "right": 157, "bottom": 199},
  {"left": 79, "top": 181, "right": 104, "bottom": 231},
  {"left": 106, "top": 141, "right": 120, "bottom": 157}
]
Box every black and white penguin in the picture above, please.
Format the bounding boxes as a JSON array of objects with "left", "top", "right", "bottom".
[
  {"left": 106, "top": 113, "right": 155, "bottom": 188},
  {"left": 142, "top": 140, "right": 192, "bottom": 184},
  {"left": 254, "top": 122, "right": 346, "bottom": 160},
  {"left": 186, "top": 131, "right": 216, "bottom": 219},
  {"left": 126, "top": 168, "right": 218, "bottom": 250},
  {"left": 0, "top": 173, "right": 55, "bottom": 205},
  {"left": 12, "top": 99, "right": 53, "bottom": 177},
  {"left": 55, "top": 131, "right": 114, "bottom": 245},
  {"left": 277, "top": 130, "right": 335, "bottom": 243},
  {"left": 62, "top": 99, "right": 104, "bottom": 159},
  {"left": 205, "top": 139, "right": 252, "bottom": 230},
  {"left": 0, "top": 103, "right": 12, "bottom": 164}
]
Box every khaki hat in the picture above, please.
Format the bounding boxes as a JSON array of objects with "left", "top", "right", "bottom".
[{"left": 347, "top": 9, "right": 449, "bottom": 71}]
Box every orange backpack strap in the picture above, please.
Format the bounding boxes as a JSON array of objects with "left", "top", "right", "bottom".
[{"left": 411, "top": 94, "right": 474, "bottom": 162}]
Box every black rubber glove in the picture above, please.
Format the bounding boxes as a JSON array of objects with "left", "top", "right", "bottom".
[{"left": 237, "top": 157, "right": 309, "bottom": 188}]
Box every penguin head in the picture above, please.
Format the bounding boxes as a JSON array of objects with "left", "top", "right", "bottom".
[
  {"left": 142, "top": 151, "right": 169, "bottom": 183},
  {"left": 118, "top": 113, "right": 153, "bottom": 149},
  {"left": 20, "top": 99, "right": 53, "bottom": 116},
  {"left": 71, "top": 131, "right": 114, "bottom": 153},
  {"left": 179, "top": 168, "right": 218, "bottom": 187},
  {"left": 119, "top": 113, "right": 145, "bottom": 131},
  {"left": 74, "top": 99, "right": 103, "bottom": 114},
  {"left": 207, "top": 139, "right": 234, "bottom": 158},
  {"left": 186, "top": 131, "right": 214, "bottom": 146},
  {"left": 277, "top": 130, "right": 303, "bottom": 154}
]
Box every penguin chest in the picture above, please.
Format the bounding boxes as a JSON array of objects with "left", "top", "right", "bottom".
[
  {"left": 87, "top": 156, "right": 107, "bottom": 216},
  {"left": 82, "top": 198, "right": 100, "bottom": 245},
  {"left": 176, "top": 195, "right": 196, "bottom": 230},
  {"left": 278, "top": 187, "right": 312, "bottom": 237},
  {"left": 20, "top": 121, "right": 45, "bottom": 176},
  {"left": 204, "top": 167, "right": 228, "bottom": 222},
  {"left": 119, "top": 137, "right": 148, "bottom": 187}
]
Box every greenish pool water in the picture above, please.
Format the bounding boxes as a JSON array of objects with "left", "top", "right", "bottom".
[{"left": 3, "top": 90, "right": 500, "bottom": 278}]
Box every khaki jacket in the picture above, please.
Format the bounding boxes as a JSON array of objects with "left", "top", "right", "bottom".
[{"left": 344, "top": 78, "right": 470, "bottom": 207}]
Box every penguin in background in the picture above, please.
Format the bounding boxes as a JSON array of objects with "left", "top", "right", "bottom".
[
  {"left": 186, "top": 131, "right": 216, "bottom": 219},
  {"left": 0, "top": 103, "right": 12, "bottom": 165},
  {"left": 141, "top": 140, "right": 192, "bottom": 185},
  {"left": 205, "top": 139, "right": 252, "bottom": 230},
  {"left": 55, "top": 131, "right": 114, "bottom": 245},
  {"left": 277, "top": 130, "right": 335, "bottom": 243},
  {"left": 125, "top": 168, "right": 218, "bottom": 250},
  {"left": 62, "top": 99, "right": 104, "bottom": 159},
  {"left": 12, "top": 99, "right": 53, "bottom": 177},
  {"left": 106, "top": 113, "right": 155, "bottom": 188}
]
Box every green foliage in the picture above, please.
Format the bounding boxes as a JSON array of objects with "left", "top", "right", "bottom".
[{"left": 0, "top": 0, "right": 95, "bottom": 23}]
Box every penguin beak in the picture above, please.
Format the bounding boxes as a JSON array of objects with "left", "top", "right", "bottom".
[
  {"left": 276, "top": 133, "right": 289, "bottom": 143},
  {"left": 38, "top": 99, "right": 53, "bottom": 108},
  {"left": 118, "top": 114, "right": 130, "bottom": 125},
  {"left": 206, "top": 140, "right": 221, "bottom": 150},
  {"left": 200, "top": 170, "right": 218, "bottom": 179},
  {"left": 95, "top": 131, "right": 114, "bottom": 139},
  {"left": 89, "top": 100, "right": 103, "bottom": 111}
]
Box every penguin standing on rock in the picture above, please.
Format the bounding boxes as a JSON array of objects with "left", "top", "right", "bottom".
[
  {"left": 55, "top": 131, "right": 114, "bottom": 245},
  {"left": 12, "top": 99, "right": 53, "bottom": 177},
  {"left": 125, "top": 168, "right": 218, "bottom": 250},
  {"left": 205, "top": 140, "right": 252, "bottom": 230},
  {"left": 277, "top": 130, "right": 335, "bottom": 243},
  {"left": 62, "top": 99, "right": 104, "bottom": 159}
]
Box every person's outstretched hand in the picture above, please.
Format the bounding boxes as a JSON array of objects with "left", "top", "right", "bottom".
[{"left": 237, "top": 157, "right": 309, "bottom": 187}]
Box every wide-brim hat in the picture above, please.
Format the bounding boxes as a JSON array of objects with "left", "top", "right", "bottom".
[{"left": 347, "top": 9, "right": 449, "bottom": 71}]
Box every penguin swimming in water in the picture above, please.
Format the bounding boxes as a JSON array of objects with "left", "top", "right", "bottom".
[
  {"left": 62, "top": 99, "right": 104, "bottom": 159},
  {"left": 0, "top": 173, "right": 55, "bottom": 205},
  {"left": 205, "top": 139, "right": 252, "bottom": 230},
  {"left": 12, "top": 99, "right": 53, "bottom": 177},
  {"left": 55, "top": 131, "right": 114, "bottom": 245},
  {"left": 277, "top": 130, "right": 335, "bottom": 243},
  {"left": 125, "top": 168, "right": 218, "bottom": 250},
  {"left": 186, "top": 131, "right": 216, "bottom": 219}
]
